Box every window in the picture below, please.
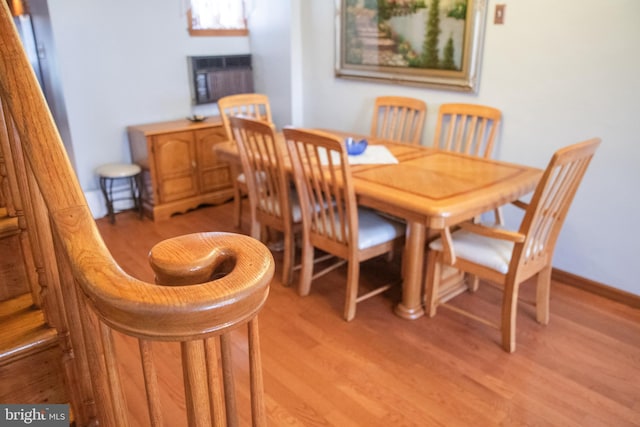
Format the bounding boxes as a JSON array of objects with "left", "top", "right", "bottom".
[{"left": 188, "top": 0, "right": 248, "bottom": 36}]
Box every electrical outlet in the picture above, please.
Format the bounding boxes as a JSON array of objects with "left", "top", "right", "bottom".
[{"left": 494, "top": 4, "right": 505, "bottom": 25}]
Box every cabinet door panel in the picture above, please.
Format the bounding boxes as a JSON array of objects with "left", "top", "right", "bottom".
[
  {"left": 154, "top": 131, "right": 198, "bottom": 203},
  {"left": 195, "top": 127, "right": 233, "bottom": 194}
]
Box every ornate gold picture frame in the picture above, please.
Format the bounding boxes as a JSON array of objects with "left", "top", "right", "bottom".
[{"left": 335, "top": 0, "right": 488, "bottom": 93}]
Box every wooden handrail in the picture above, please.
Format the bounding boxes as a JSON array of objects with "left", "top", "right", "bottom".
[
  {"left": 0, "top": 0, "right": 274, "bottom": 342},
  {"left": 0, "top": 2, "right": 274, "bottom": 425}
]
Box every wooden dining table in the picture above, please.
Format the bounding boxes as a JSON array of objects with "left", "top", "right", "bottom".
[{"left": 215, "top": 130, "right": 542, "bottom": 319}]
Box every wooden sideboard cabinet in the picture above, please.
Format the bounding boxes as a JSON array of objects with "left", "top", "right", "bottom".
[{"left": 127, "top": 117, "right": 234, "bottom": 220}]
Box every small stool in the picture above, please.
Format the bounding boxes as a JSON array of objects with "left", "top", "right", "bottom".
[{"left": 96, "top": 163, "right": 143, "bottom": 224}]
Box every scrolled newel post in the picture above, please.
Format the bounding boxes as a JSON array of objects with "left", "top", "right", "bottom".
[{"left": 148, "top": 232, "right": 273, "bottom": 427}]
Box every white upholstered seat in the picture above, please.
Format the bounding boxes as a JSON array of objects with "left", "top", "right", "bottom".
[{"left": 429, "top": 226, "right": 513, "bottom": 274}]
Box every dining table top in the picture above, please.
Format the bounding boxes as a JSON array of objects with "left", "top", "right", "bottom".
[{"left": 215, "top": 130, "right": 542, "bottom": 231}]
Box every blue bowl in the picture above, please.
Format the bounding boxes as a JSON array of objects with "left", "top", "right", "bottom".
[{"left": 346, "top": 138, "right": 368, "bottom": 155}]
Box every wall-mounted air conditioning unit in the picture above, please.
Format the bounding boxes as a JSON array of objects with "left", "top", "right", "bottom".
[{"left": 188, "top": 54, "right": 254, "bottom": 105}]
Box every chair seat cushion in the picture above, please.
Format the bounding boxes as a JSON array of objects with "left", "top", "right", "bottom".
[
  {"left": 258, "top": 189, "right": 304, "bottom": 223},
  {"left": 357, "top": 208, "right": 405, "bottom": 249},
  {"left": 290, "top": 191, "right": 304, "bottom": 223},
  {"left": 96, "top": 163, "right": 141, "bottom": 178},
  {"left": 429, "top": 225, "right": 514, "bottom": 274}
]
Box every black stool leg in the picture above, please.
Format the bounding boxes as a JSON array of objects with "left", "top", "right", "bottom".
[
  {"left": 99, "top": 176, "right": 116, "bottom": 224},
  {"left": 136, "top": 173, "right": 144, "bottom": 219},
  {"left": 130, "top": 173, "right": 144, "bottom": 220}
]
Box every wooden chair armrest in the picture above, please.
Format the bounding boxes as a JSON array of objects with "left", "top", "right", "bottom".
[
  {"left": 439, "top": 227, "right": 456, "bottom": 265},
  {"left": 458, "top": 222, "right": 526, "bottom": 243},
  {"left": 511, "top": 200, "right": 529, "bottom": 210}
]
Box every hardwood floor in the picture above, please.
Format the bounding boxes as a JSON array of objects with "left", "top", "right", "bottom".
[{"left": 96, "top": 202, "right": 640, "bottom": 426}]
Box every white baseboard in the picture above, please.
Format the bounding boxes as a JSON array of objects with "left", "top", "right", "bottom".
[
  {"left": 85, "top": 187, "right": 139, "bottom": 220},
  {"left": 85, "top": 189, "right": 107, "bottom": 219}
]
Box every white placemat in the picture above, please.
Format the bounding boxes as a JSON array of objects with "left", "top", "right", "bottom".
[{"left": 320, "top": 145, "right": 398, "bottom": 165}]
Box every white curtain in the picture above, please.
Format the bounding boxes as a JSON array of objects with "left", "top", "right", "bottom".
[{"left": 190, "top": 0, "right": 246, "bottom": 30}]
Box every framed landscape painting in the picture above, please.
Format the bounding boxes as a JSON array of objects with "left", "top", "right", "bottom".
[{"left": 335, "top": 0, "right": 488, "bottom": 93}]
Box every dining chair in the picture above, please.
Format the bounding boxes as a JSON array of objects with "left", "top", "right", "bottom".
[
  {"left": 424, "top": 138, "right": 601, "bottom": 352},
  {"left": 370, "top": 96, "right": 427, "bottom": 145},
  {"left": 229, "top": 115, "right": 299, "bottom": 285},
  {"left": 433, "top": 103, "right": 503, "bottom": 226},
  {"left": 218, "top": 93, "right": 273, "bottom": 229},
  {"left": 284, "top": 127, "right": 406, "bottom": 321}
]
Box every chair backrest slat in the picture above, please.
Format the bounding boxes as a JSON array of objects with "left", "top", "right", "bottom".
[
  {"left": 218, "top": 94, "right": 273, "bottom": 141},
  {"left": 230, "top": 116, "right": 290, "bottom": 224},
  {"left": 514, "top": 138, "right": 601, "bottom": 270},
  {"left": 371, "top": 96, "right": 427, "bottom": 145},
  {"left": 433, "top": 103, "right": 501, "bottom": 158},
  {"left": 284, "top": 128, "right": 357, "bottom": 249}
]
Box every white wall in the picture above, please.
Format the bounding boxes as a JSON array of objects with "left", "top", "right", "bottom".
[
  {"left": 46, "top": 0, "right": 250, "bottom": 216},
  {"left": 246, "top": 0, "right": 293, "bottom": 129},
  {"left": 288, "top": 0, "right": 640, "bottom": 295}
]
